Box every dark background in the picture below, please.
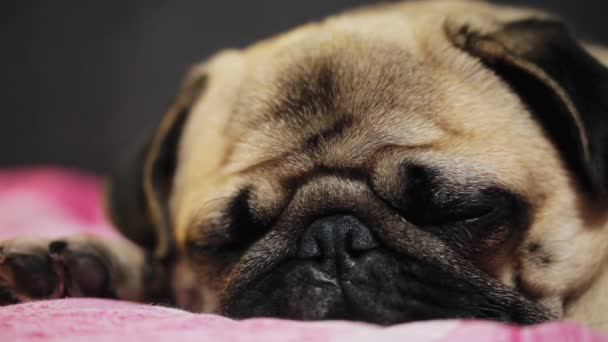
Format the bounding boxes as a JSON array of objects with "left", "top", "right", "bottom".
[{"left": 2, "top": 1, "right": 607, "bottom": 175}]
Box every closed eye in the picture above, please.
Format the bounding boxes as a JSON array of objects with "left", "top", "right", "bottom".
[
  {"left": 401, "top": 178, "right": 527, "bottom": 232},
  {"left": 403, "top": 185, "right": 530, "bottom": 255},
  {"left": 186, "top": 187, "right": 269, "bottom": 258},
  {"left": 422, "top": 204, "right": 496, "bottom": 227}
]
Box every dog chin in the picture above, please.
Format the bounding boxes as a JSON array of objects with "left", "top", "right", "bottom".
[{"left": 221, "top": 249, "right": 550, "bottom": 325}]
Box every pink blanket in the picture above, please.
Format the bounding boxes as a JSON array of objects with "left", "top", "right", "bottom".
[{"left": 0, "top": 167, "right": 605, "bottom": 341}]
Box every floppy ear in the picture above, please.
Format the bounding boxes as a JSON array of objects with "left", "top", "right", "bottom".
[
  {"left": 446, "top": 17, "right": 608, "bottom": 199},
  {"left": 104, "top": 70, "right": 207, "bottom": 258}
]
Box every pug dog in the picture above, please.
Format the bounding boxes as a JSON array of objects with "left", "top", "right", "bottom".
[{"left": 3, "top": 0, "right": 608, "bottom": 331}]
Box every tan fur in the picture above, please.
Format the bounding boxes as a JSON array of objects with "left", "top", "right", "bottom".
[
  {"left": 163, "top": 0, "right": 608, "bottom": 330},
  {"left": 588, "top": 44, "right": 608, "bottom": 65}
]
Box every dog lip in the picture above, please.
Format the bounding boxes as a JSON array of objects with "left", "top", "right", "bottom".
[
  {"left": 221, "top": 244, "right": 554, "bottom": 324},
  {"left": 297, "top": 267, "right": 343, "bottom": 293}
]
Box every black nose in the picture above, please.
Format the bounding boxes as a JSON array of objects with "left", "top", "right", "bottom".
[{"left": 298, "top": 215, "right": 379, "bottom": 261}]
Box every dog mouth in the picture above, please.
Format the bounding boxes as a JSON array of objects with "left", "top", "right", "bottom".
[
  {"left": 222, "top": 250, "right": 550, "bottom": 324},
  {"left": 220, "top": 215, "right": 552, "bottom": 325}
]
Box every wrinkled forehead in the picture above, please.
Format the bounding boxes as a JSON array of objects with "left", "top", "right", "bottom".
[
  {"left": 237, "top": 38, "right": 438, "bottom": 124},
  {"left": 221, "top": 36, "right": 450, "bottom": 167},
  {"left": 172, "top": 21, "right": 556, "bottom": 236}
]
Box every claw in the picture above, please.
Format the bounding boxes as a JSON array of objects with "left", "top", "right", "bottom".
[{"left": 49, "top": 240, "right": 68, "bottom": 256}]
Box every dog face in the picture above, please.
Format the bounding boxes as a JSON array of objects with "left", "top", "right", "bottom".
[{"left": 106, "top": 0, "right": 608, "bottom": 326}]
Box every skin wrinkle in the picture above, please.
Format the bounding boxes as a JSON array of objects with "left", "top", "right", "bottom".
[{"left": 216, "top": 173, "right": 550, "bottom": 322}]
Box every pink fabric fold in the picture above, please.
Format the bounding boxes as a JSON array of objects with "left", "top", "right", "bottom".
[{"left": 0, "top": 167, "right": 605, "bottom": 341}]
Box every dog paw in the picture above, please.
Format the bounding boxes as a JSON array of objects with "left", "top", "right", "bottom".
[{"left": 0, "top": 237, "right": 115, "bottom": 305}]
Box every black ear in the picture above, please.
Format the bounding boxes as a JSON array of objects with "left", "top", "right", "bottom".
[
  {"left": 447, "top": 18, "right": 608, "bottom": 199},
  {"left": 104, "top": 72, "right": 207, "bottom": 258}
]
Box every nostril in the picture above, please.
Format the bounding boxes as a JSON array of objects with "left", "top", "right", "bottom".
[
  {"left": 349, "top": 226, "right": 379, "bottom": 252},
  {"left": 298, "top": 233, "right": 322, "bottom": 259}
]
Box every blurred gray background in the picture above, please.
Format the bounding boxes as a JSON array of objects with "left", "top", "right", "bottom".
[{"left": 2, "top": 1, "right": 607, "bottom": 174}]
